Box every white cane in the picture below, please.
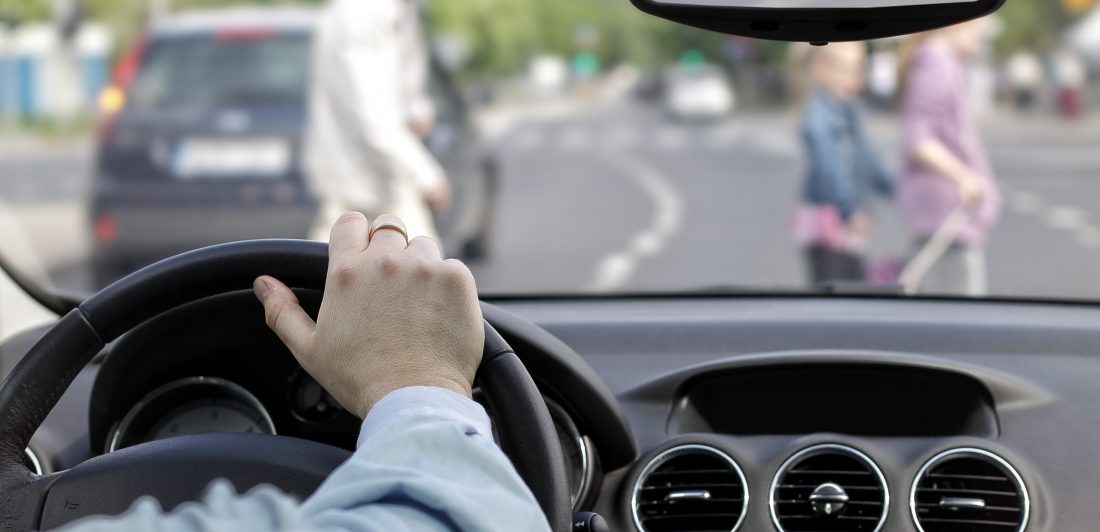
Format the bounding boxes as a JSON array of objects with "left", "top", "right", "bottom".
[{"left": 898, "top": 206, "right": 973, "bottom": 294}]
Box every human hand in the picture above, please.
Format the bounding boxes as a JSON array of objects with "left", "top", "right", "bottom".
[
  {"left": 847, "top": 214, "right": 871, "bottom": 237},
  {"left": 410, "top": 118, "right": 434, "bottom": 139},
  {"left": 955, "top": 173, "right": 985, "bottom": 207},
  {"left": 425, "top": 180, "right": 452, "bottom": 214},
  {"left": 253, "top": 213, "right": 484, "bottom": 419}
]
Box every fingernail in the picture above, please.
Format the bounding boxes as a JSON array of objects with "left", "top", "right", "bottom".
[{"left": 254, "top": 277, "right": 273, "bottom": 301}]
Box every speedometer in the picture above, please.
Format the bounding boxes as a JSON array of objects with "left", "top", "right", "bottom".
[
  {"left": 108, "top": 377, "right": 275, "bottom": 451},
  {"left": 545, "top": 398, "right": 594, "bottom": 510}
]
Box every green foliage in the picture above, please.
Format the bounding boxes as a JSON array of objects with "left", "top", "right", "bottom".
[
  {"left": 430, "top": 0, "right": 729, "bottom": 75},
  {"left": 0, "top": 0, "right": 51, "bottom": 24}
]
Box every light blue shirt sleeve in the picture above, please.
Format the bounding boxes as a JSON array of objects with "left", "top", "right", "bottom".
[{"left": 57, "top": 386, "right": 551, "bottom": 532}]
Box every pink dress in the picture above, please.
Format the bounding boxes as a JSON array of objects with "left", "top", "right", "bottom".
[{"left": 898, "top": 43, "right": 1001, "bottom": 246}]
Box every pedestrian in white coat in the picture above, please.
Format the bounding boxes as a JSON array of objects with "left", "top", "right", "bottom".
[{"left": 304, "top": 0, "right": 451, "bottom": 243}]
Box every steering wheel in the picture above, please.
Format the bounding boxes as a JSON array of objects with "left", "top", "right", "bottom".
[{"left": 0, "top": 240, "right": 571, "bottom": 532}]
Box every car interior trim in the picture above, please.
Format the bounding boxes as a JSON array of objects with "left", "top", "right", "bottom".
[
  {"left": 544, "top": 397, "right": 591, "bottom": 510},
  {"left": 768, "top": 442, "right": 889, "bottom": 532},
  {"left": 630, "top": 443, "right": 749, "bottom": 532},
  {"left": 23, "top": 448, "right": 44, "bottom": 476},
  {"left": 909, "top": 447, "right": 1031, "bottom": 532},
  {"left": 107, "top": 376, "right": 277, "bottom": 452}
]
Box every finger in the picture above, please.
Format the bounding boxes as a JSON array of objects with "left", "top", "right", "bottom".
[
  {"left": 254, "top": 276, "right": 316, "bottom": 357},
  {"left": 368, "top": 214, "right": 409, "bottom": 253},
  {"left": 407, "top": 236, "right": 443, "bottom": 260},
  {"left": 328, "top": 212, "right": 370, "bottom": 266}
]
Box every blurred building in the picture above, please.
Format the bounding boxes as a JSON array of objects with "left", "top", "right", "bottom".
[{"left": 0, "top": 23, "right": 112, "bottom": 121}]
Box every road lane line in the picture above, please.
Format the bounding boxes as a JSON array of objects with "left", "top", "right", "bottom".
[
  {"left": 606, "top": 126, "right": 639, "bottom": 150},
  {"left": 655, "top": 127, "right": 688, "bottom": 151},
  {"left": 1046, "top": 206, "right": 1089, "bottom": 230},
  {"left": 559, "top": 126, "right": 592, "bottom": 151},
  {"left": 512, "top": 129, "right": 544, "bottom": 151},
  {"left": 705, "top": 123, "right": 744, "bottom": 149},
  {"left": 587, "top": 153, "right": 683, "bottom": 292}
]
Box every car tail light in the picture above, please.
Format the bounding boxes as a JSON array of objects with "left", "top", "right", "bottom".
[
  {"left": 97, "top": 34, "right": 147, "bottom": 139},
  {"left": 94, "top": 215, "right": 118, "bottom": 244}
]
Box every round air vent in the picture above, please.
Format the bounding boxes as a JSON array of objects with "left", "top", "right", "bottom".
[
  {"left": 770, "top": 444, "right": 889, "bottom": 532},
  {"left": 632, "top": 444, "right": 748, "bottom": 532},
  {"left": 910, "top": 448, "right": 1029, "bottom": 532}
]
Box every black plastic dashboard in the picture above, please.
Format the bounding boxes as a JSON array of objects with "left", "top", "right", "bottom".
[{"left": 4, "top": 294, "right": 1099, "bottom": 531}]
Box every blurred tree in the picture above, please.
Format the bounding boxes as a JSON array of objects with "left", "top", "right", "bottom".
[{"left": 0, "top": 0, "right": 51, "bottom": 25}]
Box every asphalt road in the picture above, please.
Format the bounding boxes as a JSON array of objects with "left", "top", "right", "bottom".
[
  {"left": 2, "top": 100, "right": 1100, "bottom": 302},
  {"left": 473, "top": 99, "right": 1100, "bottom": 299}
]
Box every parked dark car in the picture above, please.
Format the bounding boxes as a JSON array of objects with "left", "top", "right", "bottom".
[{"left": 90, "top": 7, "right": 496, "bottom": 288}]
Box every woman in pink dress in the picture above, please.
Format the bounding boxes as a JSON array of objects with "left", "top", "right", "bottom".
[{"left": 898, "top": 19, "right": 999, "bottom": 296}]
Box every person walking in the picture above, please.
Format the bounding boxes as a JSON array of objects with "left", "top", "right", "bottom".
[
  {"left": 792, "top": 42, "right": 895, "bottom": 285},
  {"left": 304, "top": 0, "right": 451, "bottom": 243},
  {"left": 897, "top": 19, "right": 1000, "bottom": 296}
]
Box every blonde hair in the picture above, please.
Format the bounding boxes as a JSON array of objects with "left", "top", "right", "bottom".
[{"left": 787, "top": 42, "right": 866, "bottom": 110}]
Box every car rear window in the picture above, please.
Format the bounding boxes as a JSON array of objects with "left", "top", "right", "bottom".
[{"left": 129, "top": 32, "right": 310, "bottom": 110}]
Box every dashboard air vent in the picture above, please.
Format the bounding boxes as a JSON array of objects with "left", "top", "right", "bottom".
[
  {"left": 911, "top": 448, "right": 1029, "bottom": 532},
  {"left": 770, "top": 444, "right": 888, "bottom": 532},
  {"left": 632, "top": 444, "right": 748, "bottom": 532}
]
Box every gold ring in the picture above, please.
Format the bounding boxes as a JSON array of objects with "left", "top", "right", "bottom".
[{"left": 370, "top": 221, "right": 409, "bottom": 245}]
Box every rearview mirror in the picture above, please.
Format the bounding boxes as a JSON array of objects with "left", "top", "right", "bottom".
[{"left": 629, "top": 0, "right": 1005, "bottom": 42}]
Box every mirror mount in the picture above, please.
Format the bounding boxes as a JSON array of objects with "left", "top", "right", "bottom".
[{"left": 628, "top": 0, "right": 1006, "bottom": 42}]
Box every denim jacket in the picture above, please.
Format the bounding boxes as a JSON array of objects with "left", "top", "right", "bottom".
[{"left": 801, "top": 89, "right": 895, "bottom": 221}]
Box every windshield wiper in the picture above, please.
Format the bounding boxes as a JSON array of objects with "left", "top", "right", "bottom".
[{"left": 0, "top": 253, "right": 78, "bottom": 316}]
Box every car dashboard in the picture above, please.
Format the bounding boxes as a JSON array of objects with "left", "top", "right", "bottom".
[{"left": 4, "top": 293, "right": 1096, "bottom": 531}]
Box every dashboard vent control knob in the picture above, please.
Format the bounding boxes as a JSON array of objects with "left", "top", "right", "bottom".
[
  {"left": 769, "top": 444, "right": 888, "bottom": 532},
  {"left": 809, "top": 482, "right": 850, "bottom": 516}
]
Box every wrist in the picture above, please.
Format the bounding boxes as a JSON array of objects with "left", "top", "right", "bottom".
[{"left": 356, "top": 373, "right": 473, "bottom": 419}]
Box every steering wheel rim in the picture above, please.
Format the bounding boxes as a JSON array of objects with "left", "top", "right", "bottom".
[{"left": 0, "top": 239, "right": 571, "bottom": 531}]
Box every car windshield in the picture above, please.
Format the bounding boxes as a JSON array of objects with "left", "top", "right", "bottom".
[
  {"left": 128, "top": 33, "right": 310, "bottom": 109},
  {"left": 0, "top": 1, "right": 1098, "bottom": 335}
]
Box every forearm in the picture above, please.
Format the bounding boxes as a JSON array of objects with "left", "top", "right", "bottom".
[
  {"left": 301, "top": 387, "right": 550, "bottom": 532},
  {"left": 912, "top": 138, "right": 972, "bottom": 183}
]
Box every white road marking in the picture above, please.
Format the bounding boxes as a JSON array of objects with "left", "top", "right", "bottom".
[
  {"left": 587, "top": 153, "right": 684, "bottom": 292},
  {"left": 1046, "top": 206, "right": 1089, "bottom": 230},
  {"left": 1077, "top": 226, "right": 1100, "bottom": 249},
  {"left": 605, "top": 126, "right": 639, "bottom": 150},
  {"left": 655, "top": 127, "right": 688, "bottom": 151},
  {"left": 511, "top": 129, "right": 543, "bottom": 151},
  {"left": 559, "top": 127, "right": 592, "bottom": 151},
  {"left": 705, "top": 123, "right": 744, "bottom": 149},
  {"left": 746, "top": 131, "right": 798, "bottom": 157}
]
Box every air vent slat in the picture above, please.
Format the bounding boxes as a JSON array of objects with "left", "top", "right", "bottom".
[
  {"left": 770, "top": 444, "right": 888, "bottom": 532},
  {"left": 633, "top": 445, "right": 748, "bottom": 532},
  {"left": 910, "top": 449, "right": 1029, "bottom": 532}
]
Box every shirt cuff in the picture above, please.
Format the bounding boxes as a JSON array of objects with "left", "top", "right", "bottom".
[{"left": 357, "top": 386, "right": 492, "bottom": 448}]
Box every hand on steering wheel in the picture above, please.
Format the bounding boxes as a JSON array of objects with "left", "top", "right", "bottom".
[
  {"left": 0, "top": 231, "right": 571, "bottom": 531},
  {"left": 254, "top": 213, "right": 482, "bottom": 419}
]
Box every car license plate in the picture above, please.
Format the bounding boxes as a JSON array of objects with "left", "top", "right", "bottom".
[{"left": 173, "top": 138, "right": 290, "bottom": 178}]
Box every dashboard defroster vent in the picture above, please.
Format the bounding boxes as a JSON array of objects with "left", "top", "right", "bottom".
[
  {"left": 770, "top": 444, "right": 888, "bottom": 532},
  {"left": 910, "top": 448, "right": 1029, "bottom": 532},
  {"left": 632, "top": 444, "right": 748, "bottom": 532}
]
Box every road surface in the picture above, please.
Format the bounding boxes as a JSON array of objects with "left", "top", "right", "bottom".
[{"left": 1, "top": 100, "right": 1099, "bottom": 308}]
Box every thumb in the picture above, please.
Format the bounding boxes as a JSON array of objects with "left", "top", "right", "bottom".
[{"left": 254, "top": 275, "right": 316, "bottom": 357}]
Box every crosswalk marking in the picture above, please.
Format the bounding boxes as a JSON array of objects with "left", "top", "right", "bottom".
[
  {"left": 558, "top": 126, "right": 592, "bottom": 151},
  {"left": 605, "top": 126, "right": 639, "bottom": 150},
  {"left": 655, "top": 127, "right": 689, "bottom": 151},
  {"left": 705, "top": 123, "right": 744, "bottom": 149},
  {"left": 502, "top": 123, "right": 796, "bottom": 154}
]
